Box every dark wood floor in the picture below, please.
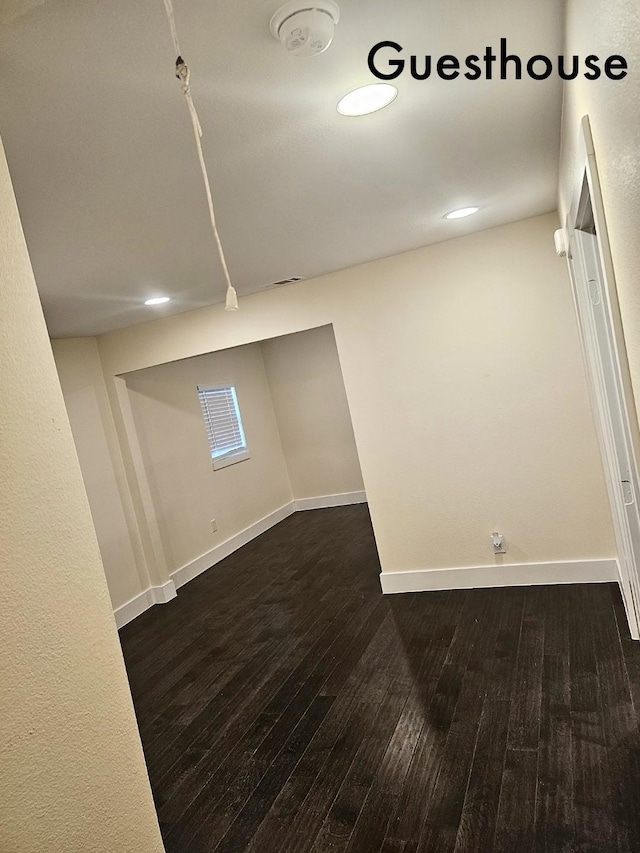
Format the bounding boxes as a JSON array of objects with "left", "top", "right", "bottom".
[{"left": 120, "top": 505, "right": 640, "bottom": 853}]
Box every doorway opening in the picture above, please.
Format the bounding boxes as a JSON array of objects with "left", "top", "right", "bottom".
[
  {"left": 112, "top": 323, "right": 370, "bottom": 626},
  {"left": 565, "top": 117, "right": 640, "bottom": 639}
]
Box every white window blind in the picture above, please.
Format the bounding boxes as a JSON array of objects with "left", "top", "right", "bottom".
[{"left": 197, "top": 385, "right": 248, "bottom": 468}]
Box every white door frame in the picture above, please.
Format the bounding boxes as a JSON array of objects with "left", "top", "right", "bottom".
[{"left": 564, "top": 116, "right": 640, "bottom": 640}]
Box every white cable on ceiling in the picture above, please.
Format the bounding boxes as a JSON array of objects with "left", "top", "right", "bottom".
[{"left": 162, "top": 0, "right": 239, "bottom": 311}]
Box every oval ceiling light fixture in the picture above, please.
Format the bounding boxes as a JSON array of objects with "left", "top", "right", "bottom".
[
  {"left": 144, "top": 296, "right": 171, "bottom": 306},
  {"left": 270, "top": 0, "right": 340, "bottom": 57},
  {"left": 444, "top": 206, "right": 480, "bottom": 220},
  {"left": 337, "top": 83, "right": 398, "bottom": 117}
]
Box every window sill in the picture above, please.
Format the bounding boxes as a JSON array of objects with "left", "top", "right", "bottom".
[{"left": 212, "top": 450, "right": 251, "bottom": 471}]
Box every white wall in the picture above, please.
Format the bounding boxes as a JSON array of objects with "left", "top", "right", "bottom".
[
  {"left": 559, "top": 0, "right": 640, "bottom": 425},
  {"left": 125, "top": 343, "right": 293, "bottom": 576},
  {"left": 261, "top": 325, "right": 364, "bottom": 501},
  {"left": 0, "top": 139, "right": 164, "bottom": 851},
  {"left": 52, "top": 337, "right": 146, "bottom": 609},
  {"left": 96, "top": 213, "right": 615, "bottom": 577}
]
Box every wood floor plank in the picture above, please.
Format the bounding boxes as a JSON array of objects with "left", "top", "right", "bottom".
[
  {"left": 591, "top": 589, "right": 638, "bottom": 750},
  {"left": 569, "top": 585, "right": 616, "bottom": 852},
  {"left": 248, "top": 595, "right": 451, "bottom": 853},
  {"left": 507, "top": 586, "right": 545, "bottom": 751},
  {"left": 449, "top": 587, "right": 526, "bottom": 853},
  {"left": 142, "top": 589, "right": 344, "bottom": 770},
  {"left": 213, "top": 694, "right": 335, "bottom": 853},
  {"left": 493, "top": 748, "right": 539, "bottom": 853},
  {"left": 150, "top": 599, "right": 343, "bottom": 798},
  {"left": 309, "top": 618, "right": 423, "bottom": 852},
  {"left": 453, "top": 699, "right": 511, "bottom": 853},
  {"left": 161, "top": 594, "right": 387, "bottom": 844},
  {"left": 311, "top": 595, "right": 449, "bottom": 853},
  {"left": 245, "top": 612, "right": 411, "bottom": 853},
  {"left": 415, "top": 590, "right": 504, "bottom": 853},
  {"left": 382, "top": 590, "right": 501, "bottom": 851},
  {"left": 117, "top": 509, "right": 640, "bottom": 853},
  {"left": 534, "top": 653, "right": 573, "bottom": 853},
  {"left": 380, "top": 602, "right": 470, "bottom": 850},
  {"left": 489, "top": 586, "right": 525, "bottom": 701}
]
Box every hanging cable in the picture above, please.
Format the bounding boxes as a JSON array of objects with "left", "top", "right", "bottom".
[{"left": 162, "top": 0, "right": 239, "bottom": 311}]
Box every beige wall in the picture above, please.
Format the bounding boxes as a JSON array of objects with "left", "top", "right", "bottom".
[
  {"left": 0, "top": 141, "right": 164, "bottom": 850},
  {"left": 261, "top": 326, "right": 364, "bottom": 500},
  {"left": 52, "top": 337, "right": 146, "bottom": 608},
  {"left": 559, "top": 0, "right": 640, "bottom": 423},
  {"left": 126, "top": 343, "right": 292, "bottom": 575},
  {"left": 51, "top": 327, "right": 367, "bottom": 610},
  {"left": 97, "top": 212, "right": 614, "bottom": 574}
]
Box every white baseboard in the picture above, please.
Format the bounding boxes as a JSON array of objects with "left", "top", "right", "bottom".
[
  {"left": 115, "top": 496, "right": 368, "bottom": 627},
  {"left": 379, "top": 558, "right": 618, "bottom": 594},
  {"left": 152, "top": 579, "right": 178, "bottom": 604},
  {"left": 294, "top": 491, "right": 367, "bottom": 511},
  {"left": 118, "top": 496, "right": 614, "bottom": 627},
  {"left": 171, "top": 502, "right": 296, "bottom": 590},
  {"left": 114, "top": 579, "right": 177, "bottom": 629}
]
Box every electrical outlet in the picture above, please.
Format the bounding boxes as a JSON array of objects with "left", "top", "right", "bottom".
[
  {"left": 491, "top": 532, "right": 506, "bottom": 554},
  {"left": 211, "top": 519, "right": 217, "bottom": 533}
]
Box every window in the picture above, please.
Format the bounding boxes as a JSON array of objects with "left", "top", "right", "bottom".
[{"left": 197, "top": 385, "right": 249, "bottom": 470}]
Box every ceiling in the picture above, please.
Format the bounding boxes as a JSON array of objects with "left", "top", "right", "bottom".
[{"left": 0, "top": 0, "right": 564, "bottom": 338}]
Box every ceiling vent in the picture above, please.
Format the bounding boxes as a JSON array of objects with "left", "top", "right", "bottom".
[{"left": 263, "top": 276, "right": 306, "bottom": 290}]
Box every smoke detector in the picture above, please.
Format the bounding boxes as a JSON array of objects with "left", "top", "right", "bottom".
[{"left": 270, "top": 1, "right": 340, "bottom": 57}]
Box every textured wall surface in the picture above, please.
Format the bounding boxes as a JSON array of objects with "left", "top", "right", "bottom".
[
  {"left": 0, "top": 140, "right": 164, "bottom": 851},
  {"left": 96, "top": 213, "right": 615, "bottom": 574},
  {"left": 261, "top": 326, "right": 364, "bottom": 500}
]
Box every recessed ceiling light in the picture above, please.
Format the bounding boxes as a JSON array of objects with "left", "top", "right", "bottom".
[
  {"left": 444, "top": 207, "right": 480, "bottom": 220},
  {"left": 337, "top": 83, "right": 398, "bottom": 117},
  {"left": 144, "top": 296, "right": 171, "bottom": 306}
]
